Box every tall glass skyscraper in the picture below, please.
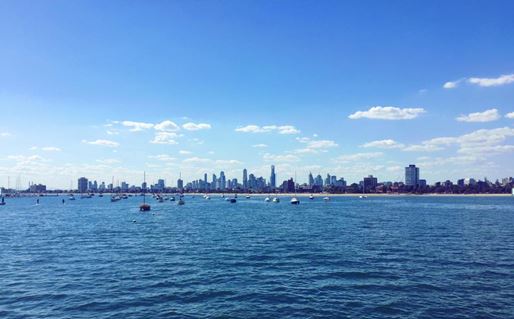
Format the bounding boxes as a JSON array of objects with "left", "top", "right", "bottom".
[
  {"left": 405, "top": 164, "right": 420, "bottom": 186},
  {"left": 243, "top": 168, "right": 248, "bottom": 190},
  {"left": 270, "top": 165, "right": 276, "bottom": 189}
]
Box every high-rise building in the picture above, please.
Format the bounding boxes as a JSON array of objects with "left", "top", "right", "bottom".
[
  {"left": 405, "top": 164, "right": 420, "bottom": 187},
  {"left": 363, "top": 175, "right": 378, "bottom": 193},
  {"left": 220, "top": 171, "right": 226, "bottom": 190},
  {"left": 177, "top": 177, "right": 183, "bottom": 190},
  {"left": 78, "top": 177, "right": 88, "bottom": 193},
  {"left": 270, "top": 165, "right": 276, "bottom": 189},
  {"left": 308, "top": 172, "right": 314, "bottom": 187},
  {"left": 243, "top": 169, "right": 248, "bottom": 190}
]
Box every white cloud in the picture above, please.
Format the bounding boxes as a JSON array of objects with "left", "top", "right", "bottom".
[
  {"left": 82, "top": 139, "right": 120, "bottom": 148},
  {"left": 30, "top": 146, "right": 61, "bottom": 152},
  {"left": 263, "top": 153, "right": 300, "bottom": 163},
  {"left": 348, "top": 106, "right": 425, "bottom": 120},
  {"left": 150, "top": 132, "right": 179, "bottom": 145},
  {"left": 468, "top": 74, "right": 514, "bottom": 87},
  {"left": 443, "top": 80, "right": 461, "bottom": 89},
  {"left": 235, "top": 124, "right": 300, "bottom": 134},
  {"left": 361, "top": 139, "right": 404, "bottom": 149},
  {"left": 295, "top": 137, "right": 338, "bottom": 153},
  {"left": 121, "top": 121, "right": 154, "bottom": 132},
  {"left": 182, "top": 122, "right": 212, "bottom": 131},
  {"left": 334, "top": 152, "right": 383, "bottom": 162},
  {"left": 148, "top": 154, "right": 176, "bottom": 162},
  {"left": 252, "top": 144, "right": 268, "bottom": 148},
  {"left": 96, "top": 158, "right": 121, "bottom": 164},
  {"left": 404, "top": 127, "right": 514, "bottom": 157},
  {"left": 154, "top": 120, "right": 180, "bottom": 132},
  {"left": 7, "top": 154, "right": 46, "bottom": 162},
  {"left": 0, "top": 132, "right": 11, "bottom": 137},
  {"left": 179, "top": 150, "right": 192, "bottom": 155},
  {"left": 215, "top": 159, "right": 243, "bottom": 166},
  {"left": 505, "top": 112, "right": 514, "bottom": 119},
  {"left": 456, "top": 108, "right": 500, "bottom": 122},
  {"left": 403, "top": 144, "right": 445, "bottom": 152},
  {"left": 182, "top": 157, "right": 211, "bottom": 164}
]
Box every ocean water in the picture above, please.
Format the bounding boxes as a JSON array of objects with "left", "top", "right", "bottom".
[{"left": 1, "top": 195, "right": 513, "bottom": 318}]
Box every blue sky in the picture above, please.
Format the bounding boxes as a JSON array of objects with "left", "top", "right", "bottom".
[{"left": 1, "top": 0, "right": 514, "bottom": 189}]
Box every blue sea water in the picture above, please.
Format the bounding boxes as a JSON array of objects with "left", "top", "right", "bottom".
[{"left": 1, "top": 195, "right": 513, "bottom": 318}]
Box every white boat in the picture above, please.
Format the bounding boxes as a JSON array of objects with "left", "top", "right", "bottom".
[
  {"left": 264, "top": 197, "right": 271, "bottom": 202},
  {"left": 246, "top": 195, "right": 250, "bottom": 199},
  {"left": 272, "top": 197, "right": 280, "bottom": 203},
  {"left": 178, "top": 198, "right": 185, "bottom": 205},
  {"left": 323, "top": 196, "right": 330, "bottom": 201},
  {"left": 309, "top": 194, "right": 314, "bottom": 200},
  {"left": 291, "top": 172, "right": 300, "bottom": 205}
]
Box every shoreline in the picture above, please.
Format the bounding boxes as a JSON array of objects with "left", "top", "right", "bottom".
[{"left": 4, "top": 192, "right": 512, "bottom": 198}]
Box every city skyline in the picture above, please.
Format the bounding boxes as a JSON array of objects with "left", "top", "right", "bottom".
[{"left": 1, "top": 1, "right": 514, "bottom": 188}]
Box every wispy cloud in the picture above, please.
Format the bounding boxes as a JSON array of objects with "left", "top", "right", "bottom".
[
  {"left": 361, "top": 139, "right": 404, "bottom": 149},
  {"left": 30, "top": 146, "right": 62, "bottom": 152},
  {"left": 235, "top": 125, "right": 300, "bottom": 134},
  {"left": 263, "top": 153, "right": 300, "bottom": 163},
  {"left": 154, "top": 120, "right": 180, "bottom": 132},
  {"left": 182, "top": 122, "right": 211, "bottom": 131},
  {"left": 348, "top": 106, "right": 425, "bottom": 120},
  {"left": 148, "top": 154, "right": 176, "bottom": 161},
  {"left": 150, "top": 132, "right": 179, "bottom": 144},
  {"left": 252, "top": 144, "right": 268, "bottom": 148},
  {"left": 505, "top": 112, "right": 514, "bottom": 119},
  {"left": 121, "top": 121, "right": 154, "bottom": 132},
  {"left": 82, "top": 139, "right": 119, "bottom": 148},
  {"left": 468, "top": 74, "right": 514, "bottom": 87},
  {"left": 0, "top": 132, "right": 11, "bottom": 137},
  {"left": 295, "top": 137, "right": 338, "bottom": 153},
  {"left": 456, "top": 108, "right": 500, "bottom": 122},
  {"left": 179, "top": 150, "right": 192, "bottom": 155},
  {"left": 443, "top": 73, "right": 514, "bottom": 89},
  {"left": 96, "top": 158, "right": 121, "bottom": 164},
  {"left": 334, "top": 152, "right": 383, "bottom": 162}
]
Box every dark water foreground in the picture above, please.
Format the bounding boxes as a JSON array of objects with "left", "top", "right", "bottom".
[{"left": 1, "top": 196, "right": 513, "bottom": 318}]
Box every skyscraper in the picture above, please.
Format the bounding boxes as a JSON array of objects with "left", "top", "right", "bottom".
[
  {"left": 220, "top": 171, "right": 226, "bottom": 190},
  {"left": 270, "top": 165, "right": 276, "bottom": 189},
  {"left": 78, "top": 177, "right": 88, "bottom": 193},
  {"left": 243, "top": 168, "right": 248, "bottom": 190},
  {"left": 308, "top": 172, "right": 314, "bottom": 187},
  {"left": 405, "top": 164, "right": 420, "bottom": 187}
]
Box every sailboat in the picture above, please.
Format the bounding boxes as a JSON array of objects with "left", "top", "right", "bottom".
[
  {"left": 110, "top": 176, "right": 120, "bottom": 202},
  {"left": 140, "top": 172, "right": 151, "bottom": 212},
  {"left": 291, "top": 173, "right": 300, "bottom": 205},
  {"left": 0, "top": 196, "right": 5, "bottom": 206}
]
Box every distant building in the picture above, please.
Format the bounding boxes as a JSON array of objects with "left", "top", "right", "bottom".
[
  {"left": 282, "top": 178, "right": 295, "bottom": 193},
  {"left": 363, "top": 175, "right": 378, "bottom": 193},
  {"left": 177, "top": 178, "right": 183, "bottom": 190},
  {"left": 308, "top": 172, "right": 314, "bottom": 187},
  {"left": 78, "top": 177, "right": 88, "bottom": 193},
  {"left": 243, "top": 169, "right": 248, "bottom": 190},
  {"left": 270, "top": 165, "right": 276, "bottom": 189},
  {"left": 29, "top": 183, "right": 46, "bottom": 193},
  {"left": 405, "top": 164, "right": 420, "bottom": 187}
]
